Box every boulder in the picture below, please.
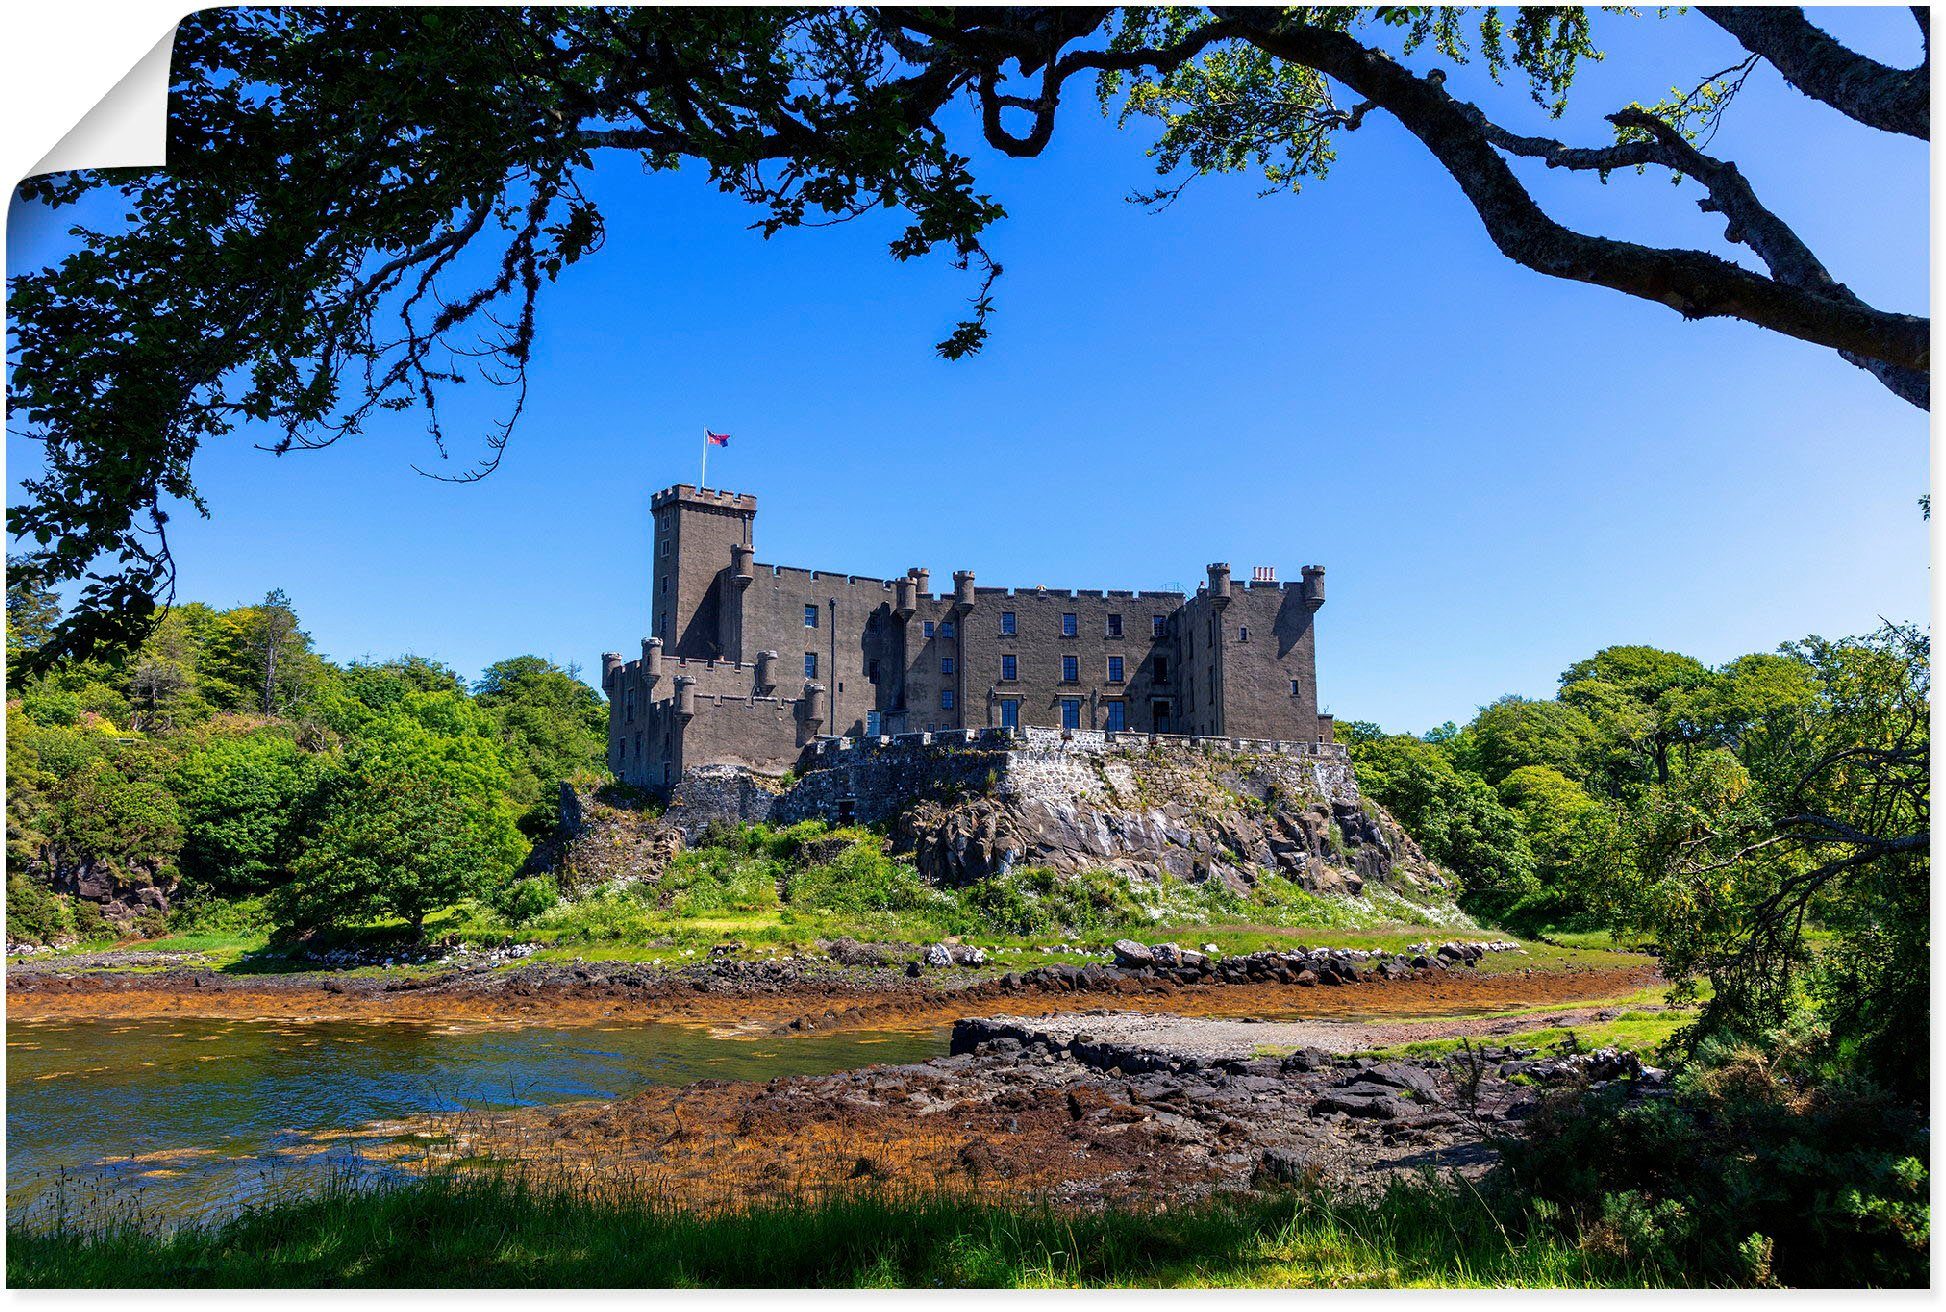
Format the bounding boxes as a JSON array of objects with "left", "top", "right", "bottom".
[{"left": 1112, "top": 939, "right": 1156, "bottom": 969}]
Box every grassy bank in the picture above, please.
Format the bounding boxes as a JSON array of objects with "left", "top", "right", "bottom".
[{"left": 9, "top": 1173, "right": 1660, "bottom": 1289}]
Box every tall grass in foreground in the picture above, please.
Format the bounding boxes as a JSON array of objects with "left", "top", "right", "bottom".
[{"left": 9, "top": 1172, "right": 1668, "bottom": 1288}]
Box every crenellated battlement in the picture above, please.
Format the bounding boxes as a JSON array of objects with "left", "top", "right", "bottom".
[
  {"left": 801, "top": 726, "right": 1348, "bottom": 767},
  {"left": 609, "top": 481, "right": 1334, "bottom": 791}
]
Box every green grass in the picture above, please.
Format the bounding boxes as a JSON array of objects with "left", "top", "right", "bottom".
[
  {"left": 1350, "top": 1009, "right": 1691, "bottom": 1063},
  {"left": 8, "top": 1173, "right": 1667, "bottom": 1289}
]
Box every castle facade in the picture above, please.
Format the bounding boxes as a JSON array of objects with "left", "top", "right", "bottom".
[{"left": 602, "top": 484, "right": 1331, "bottom": 789}]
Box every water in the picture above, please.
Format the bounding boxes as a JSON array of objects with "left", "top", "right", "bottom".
[{"left": 6, "top": 1015, "right": 948, "bottom": 1226}]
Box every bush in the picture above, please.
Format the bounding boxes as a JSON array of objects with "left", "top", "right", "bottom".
[
  {"left": 491, "top": 876, "right": 560, "bottom": 925},
  {"left": 5, "top": 873, "right": 77, "bottom": 946},
  {"left": 785, "top": 839, "right": 942, "bottom": 916},
  {"left": 1500, "top": 1049, "right": 1929, "bottom": 1287},
  {"left": 164, "top": 895, "right": 274, "bottom": 937},
  {"left": 660, "top": 849, "right": 782, "bottom": 915},
  {"left": 959, "top": 866, "right": 1154, "bottom": 937},
  {"left": 529, "top": 884, "right": 661, "bottom": 944}
]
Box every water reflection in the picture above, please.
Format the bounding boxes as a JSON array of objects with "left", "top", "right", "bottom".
[{"left": 6, "top": 1015, "right": 947, "bottom": 1225}]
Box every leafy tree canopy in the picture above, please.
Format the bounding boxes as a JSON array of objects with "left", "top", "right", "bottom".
[{"left": 7, "top": 6, "right": 1927, "bottom": 663}]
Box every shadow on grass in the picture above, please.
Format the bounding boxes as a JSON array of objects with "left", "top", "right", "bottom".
[{"left": 10, "top": 1171, "right": 1662, "bottom": 1289}]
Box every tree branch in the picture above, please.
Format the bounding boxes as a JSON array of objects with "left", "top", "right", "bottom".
[{"left": 1703, "top": 7, "right": 1929, "bottom": 140}]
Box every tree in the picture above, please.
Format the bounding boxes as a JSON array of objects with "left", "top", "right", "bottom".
[
  {"left": 1496, "top": 763, "right": 1616, "bottom": 927},
  {"left": 7, "top": 7, "right": 1925, "bottom": 664},
  {"left": 280, "top": 701, "right": 527, "bottom": 938},
  {"left": 171, "top": 730, "right": 325, "bottom": 895},
  {"left": 473, "top": 656, "right": 611, "bottom": 836},
  {"left": 1560, "top": 645, "right": 1714, "bottom": 787},
  {"left": 1467, "top": 695, "right": 1599, "bottom": 785},
  {"left": 5, "top": 565, "right": 61, "bottom": 676},
  {"left": 1343, "top": 729, "right": 1538, "bottom": 920},
  {"left": 1608, "top": 624, "right": 1927, "bottom": 1091}
]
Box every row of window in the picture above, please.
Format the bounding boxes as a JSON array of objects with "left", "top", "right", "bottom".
[
  {"left": 1002, "top": 611, "right": 1165, "bottom": 639},
  {"left": 989, "top": 699, "right": 1127, "bottom": 731}
]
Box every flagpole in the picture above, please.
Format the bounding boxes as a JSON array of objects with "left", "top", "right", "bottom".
[{"left": 700, "top": 428, "right": 708, "bottom": 490}]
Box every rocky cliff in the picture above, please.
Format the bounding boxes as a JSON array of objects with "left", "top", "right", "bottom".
[{"left": 630, "top": 732, "right": 1455, "bottom": 912}]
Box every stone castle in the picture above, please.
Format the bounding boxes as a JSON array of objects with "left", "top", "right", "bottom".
[{"left": 602, "top": 483, "right": 1333, "bottom": 790}]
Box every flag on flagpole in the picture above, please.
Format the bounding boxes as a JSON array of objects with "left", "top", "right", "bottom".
[{"left": 701, "top": 427, "right": 731, "bottom": 488}]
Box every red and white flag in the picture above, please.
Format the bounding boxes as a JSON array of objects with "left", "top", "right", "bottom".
[{"left": 705, "top": 429, "right": 731, "bottom": 447}]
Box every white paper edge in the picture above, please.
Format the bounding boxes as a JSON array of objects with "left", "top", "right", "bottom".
[{"left": 28, "top": 25, "right": 177, "bottom": 178}]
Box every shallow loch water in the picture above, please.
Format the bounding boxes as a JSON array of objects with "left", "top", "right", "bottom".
[{"left": 6, "top": 1015, "right": 947, "bottom": 1226}]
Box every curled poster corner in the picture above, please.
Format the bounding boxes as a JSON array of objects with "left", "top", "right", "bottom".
[{"left": 29, "top": 26, "right": 177, "bottom": 178}]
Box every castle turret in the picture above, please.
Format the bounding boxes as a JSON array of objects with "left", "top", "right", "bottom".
[
  {"left": 1301, "top": 565, "right": 1326, "bottom": 612},
  {"left": 731, "top": 543, "right": 755, "bottom": 587},
  {"left": 802, "top": 683, "right": 828, "bottom": 735},
  {"left": 911, "top": 567, "right": 931, "bottom": 597},
  {"left": 1207, "top": 562, "right": 1232, "bottom": 608},
  {"left": 641, "top": 636, "right": 663, "bottom": 686},
  {"left": 601, "top": 651, "right": 624, "bottom": 689},
  {"left": 894, "top": 576, "right": 916, "bottom": 620},
  {"left": 952, "top": 569, "right": 976, "bottom": 611},
  {"left": 673, "top": 675, "right": 697, "bottom": 721},
  {"left": 755, "top": 649, "right": 779, "bottom": 693}
]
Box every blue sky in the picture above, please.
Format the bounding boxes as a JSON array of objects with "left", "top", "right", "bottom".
[{"left": 6, "top": 8, "right": 1929, "bottom": 733}]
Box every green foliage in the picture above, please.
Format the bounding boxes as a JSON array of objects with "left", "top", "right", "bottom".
[
  {"left": 490, "top": 877, "right": 560, "bottom": 926},
  {"left": 5, "top": 871, "right": 79, "bottom": 946},
  {"left": 277, "top": 697, "right": 528, "bottom": 938},
  {"left": 663, "top": 848, "right": 784, "bottom": 915},
  {"left": 786, "top": 838, "right": 944, "bottom": 917},
  {"left": 958, "top": 865, "right": 1156, "bottom": 937},
  {"left": 170, "top": 730, "right": 325, "bottom": 895},
  {"left": 1605, "top": 625, "right": 1928, "bottom": 1091},
  {"left": 1344, "top": 731, "right": 1538, "bottom": 923},
  {"left": 163, "top": 895, "right": 275, "bottom": 938},
  {"left": 1466, "top": 696, "right": 1599, "bottom": 785},
  {"left": 473, "top": 656, "right": 608, "bottom": 838},
  {"left": 1503, "top": 1049, "right": 1929, "bottom": 1287}
]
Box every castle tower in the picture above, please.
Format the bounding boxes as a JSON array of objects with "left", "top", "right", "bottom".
[{"left": 649, "top": 484, "right": 756, "bottom": 661}]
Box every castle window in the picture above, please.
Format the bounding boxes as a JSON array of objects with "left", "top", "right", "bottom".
[
  {"left": 1000, "top": 611, "right": 1017, "bottom": 636},
  {"left": 1062, "top": 655, "right": 1079, "bottom": 683},
  {"left": 1106, "top": 614, "right": 1123, "bottom": 638},
  {"left": 1239, "top": 625, "right": 1249, "bottom": 642},
  {"left": 1061, "top": 699, "right": 1082, "bottom": 730},
  {"left": 1209, "top": 668, "right": 1217, "bottom": 698},
  {"left": 1290, "top": 679, "right": 1302, "bottom": 696},
  {"left": 1061, "top": 613, "right": 1078, "bottom": 638},
  {"left": 941, "top": 656, "right": 955, "bottom": 675},
  {"left": 1000, "top": 699, "right": 1019, "bottom": 729},
  {"left": 805, "top": 652, "right": 818, "bottom": 679},
  {"left": 1107, "top": 656, "right": 1125, "bottom": 684},
  {"left": 940, "top": 620, "right": 957, "bottom": 638},
  {"left": 941, "top": 689, "right": 955, "bottom": 710},
  {"left": 1001, "top": 654, "right": 1018, "bottom": 682},
  {"left": 804, "top": 604, "right": 819, "bottom": 628},
  {"left": 1106, "top": 701, "right": 1126, "bottom": 732},
  {"left": 1152, "top": 614, "right": 1165, "bottom": 637},
  {"left": 923, "top": 621, "right": 935, "bottom": 638},
  {"left": 625, "top": 685, "right": 636, "bottom": 724},
  {"left": 1154, "top": 656, "right": 1169, "bottom": 683}
]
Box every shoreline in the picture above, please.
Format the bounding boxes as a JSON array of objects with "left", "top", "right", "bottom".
[{"left": 6, "top": 958, "right": 1659, "bottom": 1033}]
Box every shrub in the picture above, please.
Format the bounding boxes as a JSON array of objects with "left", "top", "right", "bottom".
[
  {"left": 660, "top": 849, "right": 782, "bottom": 915},
  {"left": 491, "top": 876, "right": 559, "bottom": 925},
  {"left": 785, "top": 840, "right": 942, "bottom": 916},
  {"left": 164, "top": 895, "right": 274, "bottom": 937},
  {"left": 1500, "top": 1050, "right": 1929, "bottom": 1287},
  {"left": 5, "top": 873, "right": 76, "bottom": 946}
]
